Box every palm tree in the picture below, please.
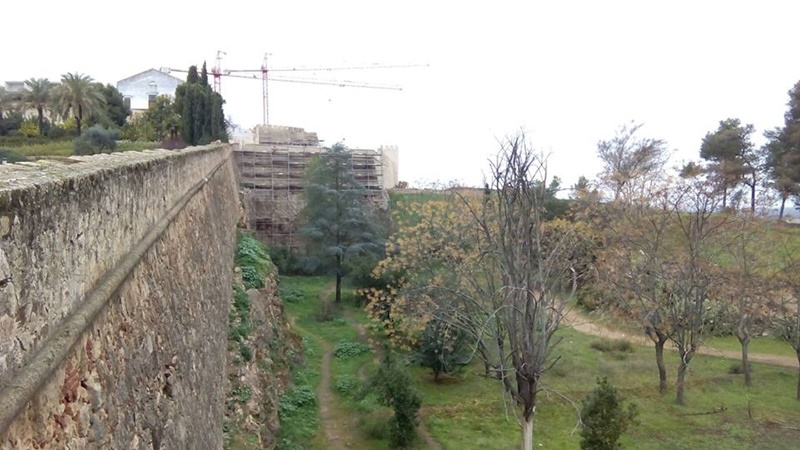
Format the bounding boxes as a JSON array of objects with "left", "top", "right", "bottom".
[
  {"left": 55, "top": 73, "right": 105, "bottom": 135},
  {"left": 23, "top": 78, "right": 54, "bottom": 136}
]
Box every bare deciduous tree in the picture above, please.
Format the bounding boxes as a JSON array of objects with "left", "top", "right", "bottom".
[
  {"left": 776, "top": 240, "right": 800, "bottom": 400},
  {"left": 710, "top": 216, "right": 782, "bottom": 387},
  {"left": 593, "top": 123, "right": 675, "bottom": 393},
  {"left": 368, "top": 133, "right": 583, "bottom": 449},
  {"left": 598, "top": 170, "right": 724, "bottom": 404},
  {"left": 471, "top": 136, "right": 579, "bottom": 449},
  {"left": 596, "top": 122, "right": 671, "bottom": 203},
  {"left": 662, "top": 174, "right": 725, "bottom": 405}
]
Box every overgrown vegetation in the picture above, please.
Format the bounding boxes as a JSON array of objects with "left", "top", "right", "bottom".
[
  {"left": 226, "top": 229, "right": 310, "bottom": 449},
  {"left": 276, "top": 361, "right": 321, "bottom": 450},
  {"left": 236, "top": 231, "right": 271, "bottom": 289}
]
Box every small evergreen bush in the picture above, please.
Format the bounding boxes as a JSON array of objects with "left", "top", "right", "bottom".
[
  {"left": 580, "top": 377, "right": 638, "bottom": 450},
  {"left": 360, "top": 351, "right": 421, "bottom": 449}
]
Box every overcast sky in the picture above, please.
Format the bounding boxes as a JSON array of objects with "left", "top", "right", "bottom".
[{"left": 4, "top": 1, "right": 800, "bottom": 188}]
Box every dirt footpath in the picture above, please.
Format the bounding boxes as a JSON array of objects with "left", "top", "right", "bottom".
[{"left": 563, "top": 309, "right": 798, "bottom": 368}]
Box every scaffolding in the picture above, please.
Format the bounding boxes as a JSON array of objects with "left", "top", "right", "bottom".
[{"left": 235, "top": 126, "right": 389, "bottom": 251}]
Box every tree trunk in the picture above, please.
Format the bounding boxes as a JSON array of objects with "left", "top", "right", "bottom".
[
  {"left": 740, "top": 336, "right": 751, "bottom": 388},
  {"left": 335, "top": 269, "right": 342, "bottom": 304},
  {"left": 749, "top": 181, "right": 756, "bottom": 215},
  {"left": 519, "top": 378, "right": 537, "bottom": 450},
  {"left": 779, "top": 197, "right": 787, "bottom": 219},
  {"left": 37, "top": 107, "right": 44, "bottom": 136},
  {"left": 477, "top": 340, "right": 493, "bottom": 377},
  {"left": 522, "top": 413, "right": 534, "bottom": 450},
  {"left": 796, "top": 350, "right": 800, "bottom": 401},
  {"left": 676, "top": 355, "right": 689, "bottom": 405},
  {"left": 722, "top": 183, "right": 727, "bottom": 210},
  {"left": 76, "top": 104, "right": 83, "bottom": 135},
  {"left": 655, "top": 336, "right": 668, "bottom": 394}
]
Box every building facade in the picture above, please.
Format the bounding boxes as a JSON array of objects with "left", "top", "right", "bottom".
[{"left": 116, "top": 69, "right": 183, "bottom": 113}]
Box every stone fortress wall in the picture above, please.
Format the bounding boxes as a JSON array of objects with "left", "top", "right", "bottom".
[{"left": 0, "top": 145, "right": 238, "bottom": 449}]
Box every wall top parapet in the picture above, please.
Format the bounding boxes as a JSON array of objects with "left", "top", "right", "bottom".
[{"left": 0, "top": 145, "right": 230, "bottom": 194}]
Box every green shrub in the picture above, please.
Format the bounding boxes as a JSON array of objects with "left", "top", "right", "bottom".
[
  {"left": 334, "top": 375, "right": 362, "bottom": 398},
  {"left": 236, "top": 232, "right": 270, "bottom": 269},
  {"left": 236, "top": 231, "right": 271, "bottom": 289},
  {"left": 728, "top": 363, "right": 753, "bottom": 375},
  {"left": 241, "top": 266, "right": 263, "bottom": 289},
  {"left": 0, "top": 112, "right": 24, "bottom": 136},
  {"left": 231, "top": 284, "right": 251, "bottom": 331},
  {"left": 46, "top": 126, "right": 69, "bottom": 139},
  {"left": 239, "top": 343, "right": 254, "bottom": 362},
  {"left": 580, "top": 377, "right": 638, "bottom": 450},
  {"left": 279, "top": 385, "right": 317, "bottom": 415},
  {"left": 73, "top": 125, "right": 119, "bottom": 155},
  {"left": 18, "top": 120, "right": 39, "bottom": 138},
  {"left": 591, "top": 339, "right": 634, "bottom": 354},
  {"left": 315, "top": 301, "right": 339, "bottom": 322},
  {"left": 576, "top": 285, "right": 613, "bottom": 311},
  {"left": 411, "top": 317, "right": 471, "bottom": 380},
  {"left": 360, "top": 351, "right": 421, "bottom": 449},
  {"left": 0, "top": 148, "right": 29, "bottom": 163},
  {"left": 333, "top": 340, "right": 370, "bottom": 359},
  {"left": 358, "top": 410, "right": 392, "bottom": 440},
  {"left": 280, "top": 287, "right": 305, "bottom": 303},
  {"left": 231, "top": 385, "right": 253, "bottom": 403},
  {"left": 330, "top": 317, "right": 349, "bottom": 327}
]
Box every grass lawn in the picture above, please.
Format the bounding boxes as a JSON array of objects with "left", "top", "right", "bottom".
[
  {"left": 418, "top": 327, "right": 800, "bottom": 450},
  {"left": 279, "top": 275, "right": 800, "bottom": 449}
]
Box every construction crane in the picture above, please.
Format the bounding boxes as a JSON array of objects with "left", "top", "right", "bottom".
[
  {"left": 212, "top": 50, "right": 226, "bottom": 94},
  {"left": 224, "top": 54, "right": 427, "bottom": 126},
  {"left": 168, "top": 53, "right": 427, "bottom": 125},
  {"left": 168, "top": 50, "right": 229, "bottom": 94}
]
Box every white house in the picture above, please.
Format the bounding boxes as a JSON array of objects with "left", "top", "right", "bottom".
[{"left": 116, "top": 68, "right": 183, "bottom": 113}]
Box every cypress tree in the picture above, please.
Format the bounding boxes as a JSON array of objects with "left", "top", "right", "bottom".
[
  {"left": 186, "top": 65, "right": 199, "bottom": 84},
  {"left": 174, "top": 64, "right": 229, "bottom": 145},
  {"left": 200, "top": 62, "right": 209, "bottom": 87}
]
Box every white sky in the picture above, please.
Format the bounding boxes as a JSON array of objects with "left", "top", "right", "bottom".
[{"left": 4, "top": 1, "right": 800, "bottom": 188}]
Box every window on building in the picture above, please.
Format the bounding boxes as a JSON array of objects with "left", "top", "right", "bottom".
[
  {"left": 123, "top": 97, "right": 131, "bottom": 110},
  {"left": 148, "top": 94, "right": 157, "bottom": 109}
]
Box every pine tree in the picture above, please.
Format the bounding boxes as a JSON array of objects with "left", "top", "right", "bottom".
[{"left": 300, "top": 143, "right": 380, "bottom": 303}]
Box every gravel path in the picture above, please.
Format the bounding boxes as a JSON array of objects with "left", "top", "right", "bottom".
[{"left": 317, "top": 340, "right": 349, "bottom": 450}]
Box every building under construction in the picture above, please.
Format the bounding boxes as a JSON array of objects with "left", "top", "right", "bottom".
[{"left": 235, "top": 125, "right": 398, "bottom": 250}]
